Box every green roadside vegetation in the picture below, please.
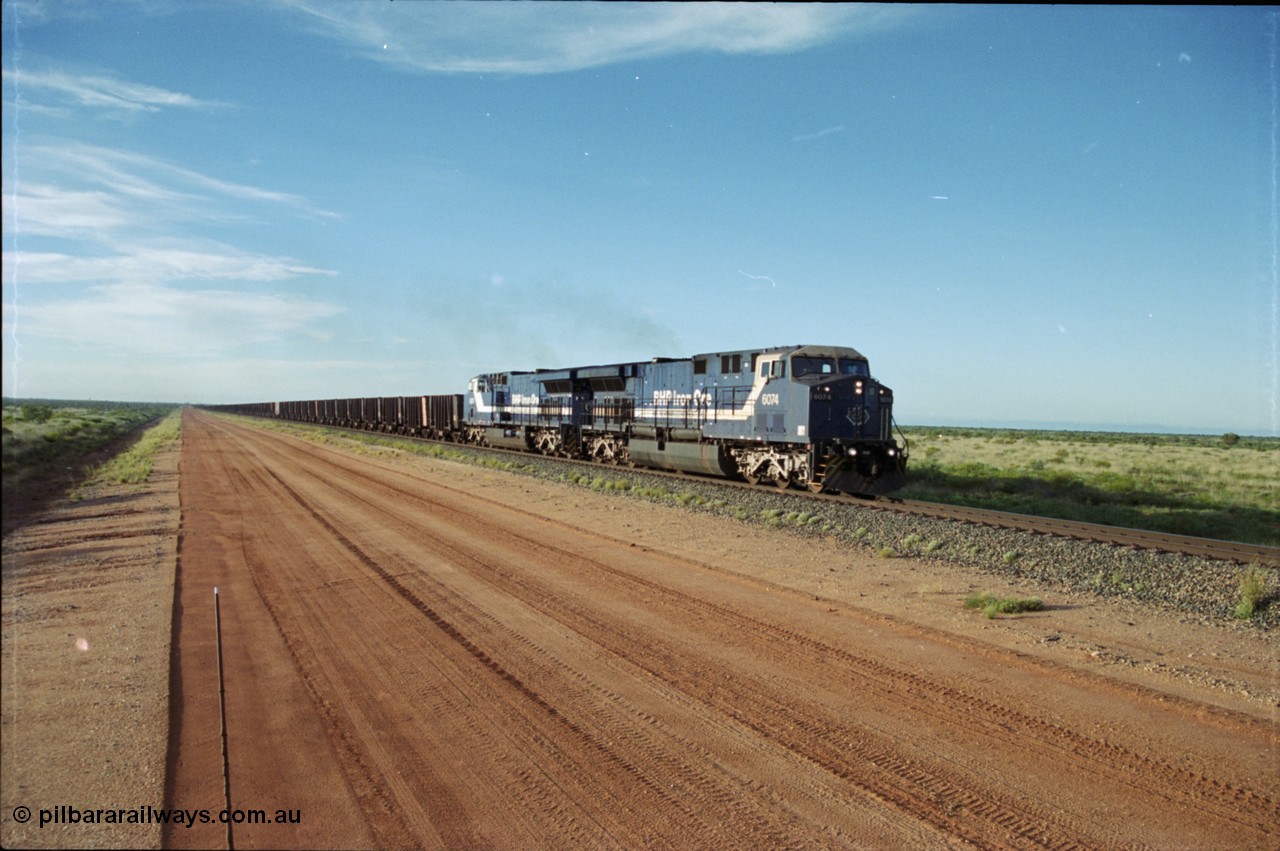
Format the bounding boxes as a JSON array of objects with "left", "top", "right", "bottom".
[
  {"left": 899, "top": 426, "right": 1279, "bottom": 547},
  {"left": 78, "top": 408, "right": 183, "bottom": 491},
  {"left": 2, "top": 400, "right": 181, "bottom": 516}
]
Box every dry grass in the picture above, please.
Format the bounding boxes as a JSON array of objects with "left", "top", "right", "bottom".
[
  {"left": 901, "top": 427, "right": 1279, "bottom": 546},
  {"left": 965, "top": 592, "right": 1046, "bottom": 619}
]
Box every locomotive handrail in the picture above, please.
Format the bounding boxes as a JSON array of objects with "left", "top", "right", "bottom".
[{"left": 893, "top": 417, "right": 911, "bottom": 460}]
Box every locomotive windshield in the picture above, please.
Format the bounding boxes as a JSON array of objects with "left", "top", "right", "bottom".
[
  {"left": 791, "top": 356, "right": 869, "bottom": 379},
  {"left": 840, "top": 359, "right": 869, "bottom": 376}
]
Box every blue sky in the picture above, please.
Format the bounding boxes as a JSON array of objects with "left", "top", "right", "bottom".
[{"left": 3, "top": 3, "right": 1276, "bottom": 434}]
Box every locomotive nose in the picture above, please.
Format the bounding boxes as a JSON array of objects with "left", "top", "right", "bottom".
[{"left": 814, "top": 373, "right": 867, "bottom": 398}]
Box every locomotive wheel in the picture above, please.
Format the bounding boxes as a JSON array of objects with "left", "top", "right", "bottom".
[
  {"left": 743, "top": 473, "right": 761, "bottom": 486},
  {"left": 773, "top": 475, "right": 791, "bottom": 490}
]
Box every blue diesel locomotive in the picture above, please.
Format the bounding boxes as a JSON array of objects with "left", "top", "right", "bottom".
[
  {"left": 464, "top": 343, "right": 906, "bottom": 495},
  {"left": 207, "top": 343, "right": 907, "bottom": 495}
]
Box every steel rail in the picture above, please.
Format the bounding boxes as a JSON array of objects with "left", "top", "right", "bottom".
[{"left": 846, "top": 497, "right": 1280, "bottom": 567}]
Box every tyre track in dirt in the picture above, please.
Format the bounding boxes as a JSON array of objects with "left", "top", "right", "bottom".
[
  {"left": 198, "top": 415, "right": 897, "bottom": 847},
  {"left": 261, "top": 467, "right": 697, "bottom": 845},
  {"left": 172, "top": 411, "right": 1279, "bottom": 849},
  {"left": 261, "top": 457, "right": 1081, "bottom": 848},
  {"left": 242, "top": 423, "right": 1276, "bottom": 848},
  {"left": 166, "top": 417, "right": 382, "bottom": 850},
  {"left": 258, "top": 466, "right": 899, "bottom": 850},
  {"left": 462, "top": 523, "right": 1276, "bottom": 830},
  {"left": 209, "top": 460, "right": 540, "bottom": 849}
]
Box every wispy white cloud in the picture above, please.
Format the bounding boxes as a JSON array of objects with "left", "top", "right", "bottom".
[
  {"left": 792, "top": 126, "right": 846, "bottom": 143},
  {"left": 739, "top": 270, "right": 777, "bottom": 288},
  {"left": 2, "top": 183, "right": 132, "bottom": 237},
  {"left": 4, "top": 67, "right": 228, "bottom": 113},
  {"left": 11, "top": 282, "right": 343, "bottom": 357},
  {"left": 286, "top": 2, "right": 912, "bottom": 75},
  {"left": 5, "top": 246, "right": 336, "bottom": 285},
  {"left": 12, "top": 143, "right": 339, "bottom": 227},
  {"left": 5, "top": 142, "right": 340, "bottom": 262},
  {"left": 4, "top": 88, "right": 343, "bottom": 371}
]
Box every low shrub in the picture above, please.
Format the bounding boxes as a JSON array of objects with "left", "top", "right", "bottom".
[
  {"left": 965, "top": 592, "right": 1045, "bottom": 619},
  {"left": 1234, "top": 566, "right": 1269, "bottom": 620}
]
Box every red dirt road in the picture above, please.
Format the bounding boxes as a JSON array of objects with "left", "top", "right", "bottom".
[{"left": 167, "top": 410, "right": 1278, "bottom": 849}]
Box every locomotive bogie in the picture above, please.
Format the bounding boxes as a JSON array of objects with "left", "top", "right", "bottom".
[
  {"left": 728, "top": 444, "right": 812, "bottom": 490},
  {"left": 584, "top": 433, "right": 629, "bottom": 465}
]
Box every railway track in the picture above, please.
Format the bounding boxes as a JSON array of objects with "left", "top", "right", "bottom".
[
  {"left": 232, "top": 415, "right": 1280, "bottom": 568},
  {"left": 851, "top": 498, "right": 1280, "bottom": 567}
]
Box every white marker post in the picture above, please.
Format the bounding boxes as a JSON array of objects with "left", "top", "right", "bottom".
[{"left": 214, "top": 587, "right": 233, "bottom": 850}]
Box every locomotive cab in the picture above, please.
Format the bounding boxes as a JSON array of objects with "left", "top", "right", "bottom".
[
  {"left": 790, "top": 352, "right": 870, "bottom": 381},
  {"left": 787, "top": 346, "right": 907, "bottom": 495}
]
